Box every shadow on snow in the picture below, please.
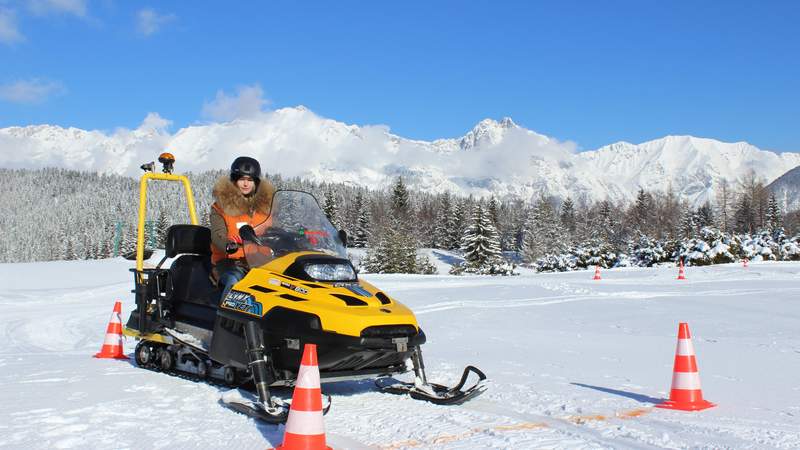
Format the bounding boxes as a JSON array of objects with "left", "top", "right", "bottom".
[{"left": 571, "top": 382, "right": 664, "bottom": 404}]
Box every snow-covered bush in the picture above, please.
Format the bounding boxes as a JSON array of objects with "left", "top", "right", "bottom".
[
  {"left": 677, "top": 238, "right": 712, "bottom": 266},
  {"left": 629, "top": 235, "right": 668, "bottom": 267},
  {"left": 673, "top": 227, "right": 742, "bottom": 265},
  {"left": 615, "top": 253, "right": 633, "bottom": 267},
  {"left": 780, "top": 236, "right": 800, "bottom": 261},
  {"left": 533, "top": 253, "right": 577, "bottom": 272},
  {"left": 450, "top": 259, "right": 518, "bottom": 275},
  {"left": 570, "top": 243, "right": 618, "bottom": 269},
  {"left": 741, "top": 231, "right": 779, "bottom": 262},
  {"left": 535, "top": 243, "right": 618, "bottom": 272},
  {"left": 701, "top": 227, "right": 737, "bottom": 264},
  {"left": 415, "top": 256, "right": 439, "bottom": 274}
]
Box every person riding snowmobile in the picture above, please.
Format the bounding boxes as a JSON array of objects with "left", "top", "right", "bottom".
[{"left": 210, "top": 156, "right": 274, "bottom": 300}]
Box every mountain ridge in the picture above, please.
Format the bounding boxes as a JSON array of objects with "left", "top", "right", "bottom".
[{"left": 1, "top": 107, "right": 798, "bottom": 207}]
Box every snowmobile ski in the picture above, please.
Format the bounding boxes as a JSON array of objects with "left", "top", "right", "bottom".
[
  {"left": 376, "top": 365, "right": 487, "bottom": 405},
  {"left": 220, "top": 389, "right": 290, "bottom": 424},
  {"left": 220, "top": 388, "right": 331, "bottom": 424}
]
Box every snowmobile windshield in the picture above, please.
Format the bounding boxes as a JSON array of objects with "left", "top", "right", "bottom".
[{"left": 242, "top": 190, "right": 348, "bottom": 268}]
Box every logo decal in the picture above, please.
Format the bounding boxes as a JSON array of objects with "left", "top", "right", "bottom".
[
  {"left": 221, "top": 291, "right": 263, "bottom": 317},
  {"left": 269, "top": 278, "right": 308, "bottom": 295}
]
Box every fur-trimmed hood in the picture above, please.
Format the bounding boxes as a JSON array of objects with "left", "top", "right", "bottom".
[{"left": 212, "top": 175, "right": 274, "bottom": 216}]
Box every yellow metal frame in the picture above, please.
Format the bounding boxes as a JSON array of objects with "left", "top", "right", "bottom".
[
  {"left": 136, "top": 172, "right": 199, "bottom": 271},
  {"left": 122, "top": 327, "right": 173, "bottom": 344}
]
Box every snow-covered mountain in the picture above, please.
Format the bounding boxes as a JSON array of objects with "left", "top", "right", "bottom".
[
  {"left": 768, "top": 165, "right": 800, "bottom": 212},
  {"left": 2, "top": 106, "right": 798, "bottom": 206}
]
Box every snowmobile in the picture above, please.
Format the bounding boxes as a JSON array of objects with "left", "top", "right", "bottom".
[{"left": 123, "top": 154, "right": 486, "bottom": 423}]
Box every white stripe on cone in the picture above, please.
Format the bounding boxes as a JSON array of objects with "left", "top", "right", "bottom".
[
  {"left": 676, "top": 339, "right": 695, "bottom": 356},
  {"left": 284, "top": 410, "right": 326, "bottom": 435},
  {"left": 671, "top": 371, "right": 702, "bottom": 390},
  {"left": 103, "top": 334, "right": 122, "bottom": 345},
  {"left": 295, "top": 364, "right": 321, "bottom": 389}
]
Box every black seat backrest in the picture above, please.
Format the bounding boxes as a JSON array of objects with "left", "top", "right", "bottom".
[
  {"left": 166, "top": 225, "right": 219, "bottom": 307},
  {"left": 166, "top": 225, "right": 212, "bottom": 258}
]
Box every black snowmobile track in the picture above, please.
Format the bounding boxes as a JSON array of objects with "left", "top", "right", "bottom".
[
  {"left": 134, "top": 338, "right": 330, "bottom": 424},
  {"left": 134, "top": 340, "right": 241, "bottom": 388}
]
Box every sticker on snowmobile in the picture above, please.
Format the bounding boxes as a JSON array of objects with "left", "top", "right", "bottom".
[
  {"left": 302, "top": 229, "right": 328, "bottom": 245},
  {"left": 333, "top": 282, "right": 373, "bottom": 297},
  {"left": 221, "top": 290, "right": 263, "bottom": 317},
  {"left": 268, "top": 277, "right": 309, "bottom": 295}
]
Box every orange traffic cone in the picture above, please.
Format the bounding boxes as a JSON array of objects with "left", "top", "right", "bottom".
[
  {"left": 94, "top": 301, "right": 128, "bottom": 359},
  {"left": 656, "top": 323, "right": 715, "bottom": 411},
  {"left": 742, "top": 258, "right": 749, "bottom": 268},
  {"left": 592, "top": 265, "right": 602, "bottom": 280},
  {"left": 677, "top": 259, "right": 687, "bottom": 280},
  {"left": 274, "top": 344, "right": 331, "bottom": 450}
]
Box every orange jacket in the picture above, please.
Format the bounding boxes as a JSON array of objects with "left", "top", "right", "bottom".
[{"left": 210, "top": 202, "right": 271, "bottom": 264}]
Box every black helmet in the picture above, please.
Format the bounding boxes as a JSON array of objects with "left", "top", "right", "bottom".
[{"left": 230, "top": 156, "right": 261, "bottom": 184}]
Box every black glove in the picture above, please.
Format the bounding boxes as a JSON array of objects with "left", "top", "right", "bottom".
[{"left": 225, "top": 241, "right": 240, "bottom": 254}]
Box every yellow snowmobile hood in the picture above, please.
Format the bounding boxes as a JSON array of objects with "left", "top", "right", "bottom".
[{"left": 222, "top": 251, "right": 420, "bottom": 338}]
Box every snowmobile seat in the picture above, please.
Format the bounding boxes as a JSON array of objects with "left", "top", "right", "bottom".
[{"left": 165, "top": 225, "right": 221, "bottom": 319}]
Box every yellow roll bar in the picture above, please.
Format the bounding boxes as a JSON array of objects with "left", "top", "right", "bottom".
[{"left": 136, "top": 172, "right": 198, "bottom": 271}]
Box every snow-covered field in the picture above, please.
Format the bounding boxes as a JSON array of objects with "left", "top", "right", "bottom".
[{"left": 1, "top": 256, "right": 799, "bottom": 449}]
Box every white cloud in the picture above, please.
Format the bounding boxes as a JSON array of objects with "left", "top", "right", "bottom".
[
  {"left": 136, "top": 8, "right": 175, "bottom": 36},
  {"left": 201, "top": 84, "right": 270, "bottom": 122},
  {"left": 0, "top": 8, "right": 24, "bottom": 44},
  {"left": 0, "top": 78, "right": 65, "bottom": 104},
  {"left": 138, "top": 112, "right": 172, "bottom": 132},
  {"left": 28, "top": 0, "right": 88, "bottom": 17}
]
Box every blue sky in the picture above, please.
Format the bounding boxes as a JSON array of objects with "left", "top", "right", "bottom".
[{"left": 1, "top": 1, "right": 798, "bottom": 151}]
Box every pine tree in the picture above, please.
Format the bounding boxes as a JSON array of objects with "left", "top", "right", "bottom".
[
  {"left": 734, "top": 194, "right": 755, "bottom": 234},
  {"left": 766, "top": 192, "right": 783, "bottom": 232},
  {"left": 323, "top": 189, "right": 340, "bottom": 229},
  {"left": 100, "top": 239, "right": 111, "bottom": 259},
  {"left": 487, "top": 196, "right": 500, "bottom": 227},
  {"left": 390, "top": 177, "right": 411, "bottom": 219},
  {"left": 631, "top": 189, "right": 653, "bottom": 235},
  {"left": 509, "top": 199, "right": 527, "bottom": 252},
  {"left": 523, "top": 197, "right": 566, "bottom": 262},
  {"left": 560, "top": 197, "right": 576, "bottom": 235},
  {"left": 460, "top": 204, "right": 502, "bottom": 268},
  {"left": 448, "top": 200, "right": 466, "bottom": 250},
  {"left": 155, "top": 210, "right": 170, "bottom": 249},
  {"left": 64, "top": 238, "right": 77, "bottom": 261},
  {"left": 363, "top": 176, "right": 435, "bottom": 273},
  {"left": 715, "top": 178, "right": 733, "bottom": 232},
  {"left": 363, "top": 225, "right": 434, "bottom": 274},
  {"left": 121, "top": 224, "right": 139, "bottom": 258},
  {"left": 352, "top": 195, "right": 371, "bottom": 248},
  {"left": 695, "top": 202, "right": 714, "bottom": 229},
  {"left": 679, "top": 206, "right": 696, "bottom": 238},
  {"left": 595, "top": 200, "right": 618, "bottom": 246},
  {"left": 433, "top": 192, "right": 452, "bottom": 249}
]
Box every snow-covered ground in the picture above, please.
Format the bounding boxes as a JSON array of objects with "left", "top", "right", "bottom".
[{"left": 1, "top": 256, "right": 799, "bottom": 449}]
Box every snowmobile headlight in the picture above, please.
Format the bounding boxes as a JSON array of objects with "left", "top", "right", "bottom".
[{"left": 304, "top": 263, "right": 356, "bottom": 281}]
